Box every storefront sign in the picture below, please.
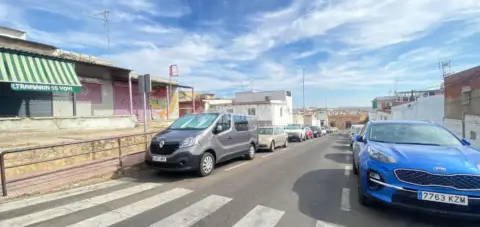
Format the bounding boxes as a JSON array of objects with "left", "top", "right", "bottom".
[{"left": 10, "top": 83, "right": 82, "bottom": 93}]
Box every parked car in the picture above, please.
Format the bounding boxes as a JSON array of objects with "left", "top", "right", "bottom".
[
  {"left": 257, "top": 126, "right": 288, "bottom": 152},
  {"left": 349, "top": 124, "right": 364, "bottom": 147},
  {"left": 285, "top": 124, "right": 306, "bottom": 142},
  {"left": 320, "top": 127, "right": 328, "bottom": 136},
  {"left": 145, "top": 113, "right": 258, "bottom": 177},
  {"left": 310, "top": 126, "right": 322, "bottom": 138},
  {"left": 304, "top": 127, "right": 314, "bottom": 139},
  {"left": 353, "top": 120, "right": 479, "bottom": 217}
]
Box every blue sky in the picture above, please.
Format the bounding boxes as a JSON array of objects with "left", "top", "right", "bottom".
[{"left": 0, "top": 0, "right": 479, "bottom": 107}]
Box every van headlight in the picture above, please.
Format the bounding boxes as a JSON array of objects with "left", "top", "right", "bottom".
[
  {"left": 180, "top": 136, "right": 199, "bottom": 148},
  {"left": 368, "top": 147, "right": 396, "bottom": 163}
]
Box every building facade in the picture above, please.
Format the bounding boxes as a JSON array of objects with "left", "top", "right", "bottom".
[
  {"left": 205, "top": 90, "right": 293, "bottom": 126},
  {"left": 0, "top": 27, "right": 184, "bottom": 131},
  {"left": 444, "top": 66, "right": 480, "bottom": 146}
]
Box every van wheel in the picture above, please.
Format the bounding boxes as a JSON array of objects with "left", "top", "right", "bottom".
[
  {"left": 197, "top": 152, "right": 215, "bottom": 177},
  {"left": 246, "top": 144, "right": 256, "bottom": 160},
  {"left": 269, "top": 141, "right": 275, "bottom": 152}
]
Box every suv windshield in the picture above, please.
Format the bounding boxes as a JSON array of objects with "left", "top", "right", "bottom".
[
  {"left": 258, "top": 128, "right": 273, "bottom": 135},
  {"left": 368, "top": 123, "right": 462, "bottom": 146},
  {"left": 169, "top": 113, "right": 219, "bottom": 130},
  {"left": 285, "top": 124, "right": 301, "bottom": 129}
]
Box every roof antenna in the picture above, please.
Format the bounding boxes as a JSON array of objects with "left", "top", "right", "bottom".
[
  {"left": 438, "top": 60, "right": 452, "bottom": 78},
  {"left": 92, "top": 9, "right": 111, "bottom": 49}
]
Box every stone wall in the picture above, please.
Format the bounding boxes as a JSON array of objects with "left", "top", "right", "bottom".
[
  {"left": 0, "top": 115, "right": 135, "bottom": 131},
  {"left": 3, "top": 133, "right": 154, "bottom": 180}
]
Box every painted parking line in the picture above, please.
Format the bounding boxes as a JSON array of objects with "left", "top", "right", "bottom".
[
  {"left": 340, "top": 188, "right": 351, "bottom": 212},
  {"left": 344, "top": 165, "right": 352, "bottom": 176},
  {"left": 262, "top": 150, "right": 286, "bottom": 158},
  {"left": 316, "top": 220, "right": 345, "bottom": 227},
  {"left": 224, "top": 162, "right": 250, "bottom": 171},
  {"left": 232, "top": 205, "right": 284, "bottom": 227},
  {"left": 149, "top": 195, "right": 232, "bottom": 227}
]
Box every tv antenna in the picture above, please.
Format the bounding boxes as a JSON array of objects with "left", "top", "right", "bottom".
[
  {"left": 92, "top": 9, "right": 111, "bottom": 49},
  {"left": 438, "top": 60, "right": 452, "bottom": 78}
]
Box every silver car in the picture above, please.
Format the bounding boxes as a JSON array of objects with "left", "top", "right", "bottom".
[
  {"left": 145, "top": 113, "right": 258, "bottom": 177},
  {"left": 257, "top": 126, "right": 288, "bottom": 152}
]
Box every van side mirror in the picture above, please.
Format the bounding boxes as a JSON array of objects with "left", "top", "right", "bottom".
[
  {"left": 214, "top": 125, "right": 223, "bottom": 134},
  {"left": 355, "top": 135, "right": 365, "bottom": 143},
  {"left": 461, "top": 139, "right": 471, "bottom": 146}
]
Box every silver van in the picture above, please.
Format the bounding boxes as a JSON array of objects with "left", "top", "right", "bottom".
[{"left": 145, "top": 113, "right": 258, "bottom": 176}]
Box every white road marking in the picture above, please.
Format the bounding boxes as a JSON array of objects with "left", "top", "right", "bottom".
[
  {"left": 232, "top": 205, "right": 284, "bottom": 227},
  {"left": 225, "top": 162, "right": 249, "bottom": 171},
  {"left": 0, "top": 180, "right": 124, "bottom": 213},
  {"left": 344, "top": 165, "right": 352, "bottom": 176},
  {"left": 67, "top": 188, "right": 192, "bottom": 227},
  {"left": 149, "top": 194, "right": 232, "bottom": 227},
  {"left": 0, "top": 183, "right": 161, "bottom": 227},
  {"left": 316, "top": 220, "right": 345, "bottom": 227},
  {"left": 340, "top": 188, "right": 351, "bottom": 211}
]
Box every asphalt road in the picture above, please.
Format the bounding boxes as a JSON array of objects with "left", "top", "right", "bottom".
[{"left": 0, "top": 134, "right": 478, "bottom": 227}]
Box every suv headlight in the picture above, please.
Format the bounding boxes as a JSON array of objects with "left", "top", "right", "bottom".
[
  {"left": 180, "top": 136, "right": 198, "bottom": 148},
  {"left": 367, "top": 147, "right": 396, "bottom": 163}
]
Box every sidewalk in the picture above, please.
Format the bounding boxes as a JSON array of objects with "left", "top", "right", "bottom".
[{"left": 0, "top": 120, "right": 173, "bottom": 150}]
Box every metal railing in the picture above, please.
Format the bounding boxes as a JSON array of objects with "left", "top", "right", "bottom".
[{"left": 0, "top": 131, "right": 160, "bottom": 197}]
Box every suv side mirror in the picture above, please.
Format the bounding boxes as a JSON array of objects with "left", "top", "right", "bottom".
[
  {"left": 355, "top": 135, "right": 365, "bottom": 143},
  {"left": 461, "top": 139, "right": 471, "bottom": 146}
]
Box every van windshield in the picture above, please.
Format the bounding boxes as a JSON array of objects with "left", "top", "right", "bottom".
[{"left": 169, "top": 113, "right": 219, "bottom": 130}]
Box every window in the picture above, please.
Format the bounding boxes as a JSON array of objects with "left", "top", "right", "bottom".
[
  {"left": 248, "top": 107, "right": 256, "bottom": 116},
  {"left": 286, "top": 91, "right": 291, "bottom": 96},
  {"left": 216, "top": 114, "right": 231, "bottom": 133},
  {"left": 462, "top": 91, "right": 472, "bottom": 105},
  {"left": 234, "top": 115, "right": 249, "bottom": 131}
]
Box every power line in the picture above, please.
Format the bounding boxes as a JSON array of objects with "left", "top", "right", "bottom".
[{"left": 92, "top": 9, "right": 111, "bottom": 49}]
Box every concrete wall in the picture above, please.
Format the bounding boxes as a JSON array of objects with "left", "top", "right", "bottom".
[
  {"left": 444, "top": 118, "right": 463, "bottom": 138},
  {"left": 94, "top": 81, "right": 114, "bottom": 116},
  {"left": 391, "top": 95, "right": 444, "bottom": 124},
  {"left": 465, "top": 115, "right": 480, "bottom": 147},
  {"left": 0, "top": 115, "right": 135, "bottom": 131},
  {"left": 53, "top": 93, "right": 74, "bottom": 117}
]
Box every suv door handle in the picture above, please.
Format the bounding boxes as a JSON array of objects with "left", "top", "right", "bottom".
[{"left": 227, "top": 136, "right": 233, "bottom": 139}]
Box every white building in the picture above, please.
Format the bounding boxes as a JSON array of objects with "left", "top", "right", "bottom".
[
  {"left": 391, "top": 95, "right": 444, "bottom": 124},
  {"left": 205, "top": 90, "right": 293, "bottom": 126}
]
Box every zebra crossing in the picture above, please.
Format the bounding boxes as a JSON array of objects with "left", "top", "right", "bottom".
[{"left": 0, "top": 179, "right": 344, "bottom": 227}]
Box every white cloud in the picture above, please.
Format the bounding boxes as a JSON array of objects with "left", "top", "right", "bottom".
[
  {"left": 104, "top": 34, "right": 219, "bottom": 77},
  {"left": 139, "top": 25, "right": 182, "bottom": 34},
  {"left": 230, "top": 0, "right": 480, "bottom": 59}
]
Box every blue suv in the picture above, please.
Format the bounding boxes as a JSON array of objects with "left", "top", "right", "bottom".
[{"left": 352, "top": 120, "right": 479, "bottom": 217}]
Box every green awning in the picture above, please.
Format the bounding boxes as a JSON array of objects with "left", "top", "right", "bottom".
[{"left": 0, "top": 49, "right": 82, "bottom": 92}]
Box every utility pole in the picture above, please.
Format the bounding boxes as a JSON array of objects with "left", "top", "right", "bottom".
[
  {"left": 92, "top": 9, "right": 110, "bottom": 49},
  {"left": 302, "top": 67, "right": 305, "bottom": 113}
]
